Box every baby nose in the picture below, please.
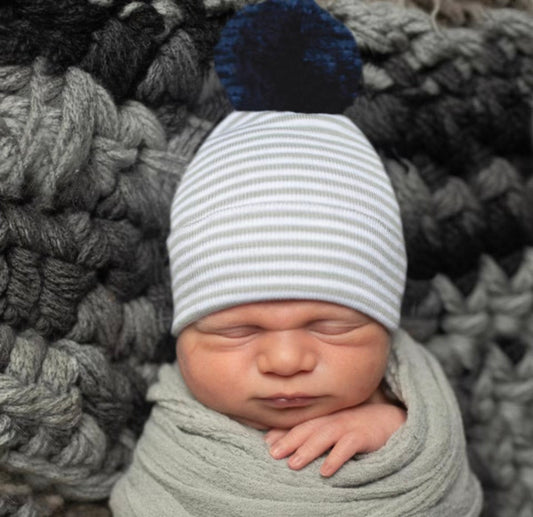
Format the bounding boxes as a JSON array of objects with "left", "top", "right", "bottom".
[{"left": 256, "top": 332, "right": 317, "bottom": 376}]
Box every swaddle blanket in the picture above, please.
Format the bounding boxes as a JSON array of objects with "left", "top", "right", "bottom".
[{"left": 110, "top": 329, "right": 482, "bottom": 517}]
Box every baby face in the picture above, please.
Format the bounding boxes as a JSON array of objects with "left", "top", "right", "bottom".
[{"left": 177, "top": 300, "right": 389, "bottom": 430}]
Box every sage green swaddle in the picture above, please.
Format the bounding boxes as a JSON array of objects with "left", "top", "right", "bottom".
[{"left": 110, "top": 329, "right": 482, "bottom": 516}]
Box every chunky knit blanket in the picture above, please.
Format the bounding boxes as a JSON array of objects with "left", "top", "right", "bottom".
[
  {"left": 109, "top": 330, "right": 482, "bottom": 517},
  {"left": 1, "top": 1, "right": 532, "bottom": 516}
]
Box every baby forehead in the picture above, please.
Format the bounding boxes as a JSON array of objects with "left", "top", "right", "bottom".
[{"left": 197, "top": 300, "right": 368, "bottom": 327}]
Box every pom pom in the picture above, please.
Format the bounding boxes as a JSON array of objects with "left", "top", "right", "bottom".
[{"left": 214, "top": 0, "right": 362, "bottom": 113}]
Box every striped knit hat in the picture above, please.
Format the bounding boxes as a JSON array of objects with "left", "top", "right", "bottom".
[{"left": 167, "top": 0, "right": 407, "bottom": 336}]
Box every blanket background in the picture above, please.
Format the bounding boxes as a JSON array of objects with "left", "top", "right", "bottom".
[{"left": 0, "top": 0, "right": 532, "bottom": 515}]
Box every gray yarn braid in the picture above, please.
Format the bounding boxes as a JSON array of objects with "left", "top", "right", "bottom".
[
  {"left": 1, "top": 0, "right": 532, "bottom": 515},
  {"left": 0, "top": 56, "right": 210, "bottom": 515}
]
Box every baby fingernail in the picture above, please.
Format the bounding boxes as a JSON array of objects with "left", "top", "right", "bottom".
[
  {"left": 289, "top": 455, "right": 303, "bottom": 468},
  {"left": 270, "top": 445, "right": 283, "bottom": 458},
  {"left": 320, "top": 464, "right": 334, "bottom": 477}
]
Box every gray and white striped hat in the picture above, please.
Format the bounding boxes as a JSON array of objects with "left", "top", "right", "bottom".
[{"left": 167, "top": 110, "right": 406, "bottom": 336}]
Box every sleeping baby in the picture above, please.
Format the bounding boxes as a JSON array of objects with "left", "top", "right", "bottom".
[{"left": 110, "top": 1, "right": 482, "bottom": 515}]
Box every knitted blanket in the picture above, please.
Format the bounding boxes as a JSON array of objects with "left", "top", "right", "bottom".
[
  {"left": 1, "top": 1, "right": 532, "bottom": 516},
  {"left": 109, "top": 329, "right": 482, "bottom": 517}
]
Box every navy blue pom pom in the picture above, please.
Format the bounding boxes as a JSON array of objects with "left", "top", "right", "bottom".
[{"left": 214, "top": 0, "right": 362, "bottom": 114}]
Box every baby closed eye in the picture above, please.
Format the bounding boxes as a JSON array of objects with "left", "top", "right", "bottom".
[
  {"left": 216, "top": 325, "right": 359, "bottom": 340},
  {"left": 217, "top": 326, "right": 261, "bottom": 339},
  {"left": 308, "top": 322, "right": 361, "bottom": 336}
]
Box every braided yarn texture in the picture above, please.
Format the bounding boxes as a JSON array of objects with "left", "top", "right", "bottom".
[
  {"left": 1, "top": 1, "right": 532, "bottom": 516},
  {"left": 1, "top": 1, "right": 219, "bottom": 515}
]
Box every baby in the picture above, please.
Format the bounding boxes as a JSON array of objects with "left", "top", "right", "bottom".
[
  {"left": 178, "top": 298, "right": 407, "bottom": 477},
  {"left": 110, "top": 1, "right": 482, "bottom": 514},
  {"left": 110, "top": 109, "right": 482, "bottom": 516}
]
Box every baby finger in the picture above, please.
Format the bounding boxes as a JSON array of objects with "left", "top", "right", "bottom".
[
  {"left": 286, "top": 429, "right": 339, "bottom": 471},
  {"left": 320, "top": 432, "right": 364, "bottom": 477},
  {"left": 264, "top": 429, "right": 288, "bottom": 446}
]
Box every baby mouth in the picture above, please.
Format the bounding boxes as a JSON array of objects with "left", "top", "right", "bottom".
[{"left": 259, "top": 394, "right": 317, "bottom": 408}]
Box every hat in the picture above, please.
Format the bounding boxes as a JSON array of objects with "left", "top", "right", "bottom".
[{"left": 167, "top": 0, "right": 407, "bottom": 336}]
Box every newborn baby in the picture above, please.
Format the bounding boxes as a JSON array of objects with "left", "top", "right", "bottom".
[
  {"left": 110, "top": 108, "right": 482, "bottom": 517},
  {"left": 178, "top": 299, "right": 406, "bottom": 477},
  {"left": 110, "top": 1, "right": 482, "bottom": 515}
]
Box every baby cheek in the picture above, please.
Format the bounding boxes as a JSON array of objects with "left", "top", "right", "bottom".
[
  {"left": 362, "top": 345, "right": 389, "bottom": 379},
  {"left": 177, "top": 342, "right": 210, "bottom": 396},
  {"left": 355, "top": 332, "right": 390, "bottom": 378},
  {"left": 177, "top": 346, "right": 233, "bottom": 409},
  {"left": 340, "top": 348, "right": 388, "bottom": 398}
]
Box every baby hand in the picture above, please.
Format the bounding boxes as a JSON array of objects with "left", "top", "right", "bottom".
[{"left": 264, "top": 403, "right": 406, "bottom": 477}]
